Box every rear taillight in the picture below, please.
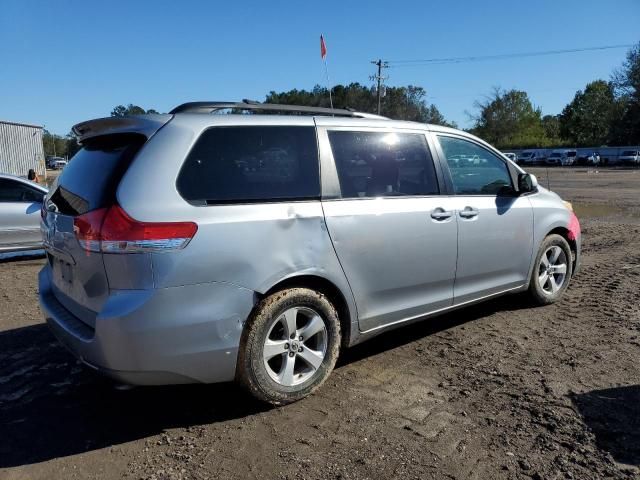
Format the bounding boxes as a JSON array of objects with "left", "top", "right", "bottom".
[{"left": 73, "top": 205, "right": 197, "bottom": 253}]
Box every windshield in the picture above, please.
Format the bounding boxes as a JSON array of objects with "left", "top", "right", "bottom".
[
  {"left": 622, "top": 151, "right": 637, "bottom": 156},
  {"left": 521, "top": 152, "right": 533, "bottom": 157},
  {"left": 567, "top": 151, "right": 576, "bottom": 157},
  {"left": 550, "top": 153, "right": 561, "bottom": 158}
]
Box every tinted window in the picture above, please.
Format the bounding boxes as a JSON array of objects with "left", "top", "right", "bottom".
[
  {"left": 328, "top": 131, "right": 438, "bottom": 198},
  {"left": 0, "top": 179, "right": 43, "bottom": 203},
  {"left": 177, "top": 127, "right": 320, "bottom": 204},
  {"left": 438, "top": 136, "right": 513, "bottom": 195},
  {"left": 51, "top": 133, "right": 146, "bottom": 215}
]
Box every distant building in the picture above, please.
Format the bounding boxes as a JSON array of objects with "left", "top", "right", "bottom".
[{"left": 0, "top": 120, "right": 46, "bottom": 178}]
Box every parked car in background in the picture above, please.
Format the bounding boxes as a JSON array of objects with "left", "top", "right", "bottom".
[
  {"left": 53, "top": 158, "right": 68, "bottom": 170},
  {"left": 0, "top": 173, "right": 47, "bottom": 252},
  {"left": 546, "top": 149, "right": 577, "bottom": 166},
  {"left": 39, "top": 102, "right": 581, "bottom": 405},
  {"left": 518, "top": 149, "right": 547, "bottom": 165},
  {"left": 619, "top": 150, "right": 639, "bottom": 165},
  {"left": 46, "top": 156, "right": 66, "bottom": 169},
  {"left": 503, "top": 152, "right": 517, "bottom": 162},
  {"left": 576, "top": 151, "right": 600, "bottom": 166}
]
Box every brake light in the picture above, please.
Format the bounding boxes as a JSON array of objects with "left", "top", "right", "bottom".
[{"left": 73, "top": 205, "right": 197, "bottom": 253}]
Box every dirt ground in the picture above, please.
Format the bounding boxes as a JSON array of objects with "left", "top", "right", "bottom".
[{"left": 1, "top": 167, "right": 639, "bottom": 480}]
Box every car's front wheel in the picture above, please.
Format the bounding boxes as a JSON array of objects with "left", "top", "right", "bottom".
[
  {"left": 236, "top": 288, "right": 341, "bottom": 405},
  {"left": 527, "top": 234, "right": 573, "bottom": 305}
]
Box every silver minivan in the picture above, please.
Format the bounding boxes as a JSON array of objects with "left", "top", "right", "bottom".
[{"left": 39, "top": 102, "right": 581, "bottom": 404}]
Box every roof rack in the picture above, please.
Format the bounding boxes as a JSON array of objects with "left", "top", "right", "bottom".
[{"left": 169, "top": 101, "right": 387, "bottom": 119}]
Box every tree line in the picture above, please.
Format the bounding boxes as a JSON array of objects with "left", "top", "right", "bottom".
[{"left": 43, "top": 42, "right": 640, "bottom": 157}]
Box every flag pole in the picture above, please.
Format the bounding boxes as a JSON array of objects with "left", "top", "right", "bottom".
[
  {"left": 320, "top": 35, "right": 334, "bottom": 109},
  {"left": 324, "top": 59, "right": 334, "bottom": 109}
]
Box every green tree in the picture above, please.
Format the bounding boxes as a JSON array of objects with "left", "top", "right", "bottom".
[
  {"left": 65, "top": 131, "right": 81, "bottom": 158},
  {"left": 542, "top": 114, "right": 561, "bottom": 143},
  {"left": 110, "top": 104, "right": 158, "bottom": 116},
  {"left": 609, "top": 42, "right": 640, "bottom": 144},
  {"left": 42, "top": 129, "right": 68, "bottom": 157},
  {"left": 559, "top": 80, "right": 615, "bottom": 146},
  {"left": 469, "top": 88, "right": 548, "bottom": 149},
  {"left": 265, "top": 83, "right": 455, "bottom": 126}
]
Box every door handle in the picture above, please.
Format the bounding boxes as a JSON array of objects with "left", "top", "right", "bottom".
[
  {"left": 459, "top": 207, "right": 479, "bottom": 218},
  {"left": 430, "top": 208, "right": 453, "bottom": 220}
]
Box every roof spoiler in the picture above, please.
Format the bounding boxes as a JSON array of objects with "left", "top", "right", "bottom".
[
  {"left": 169, "top": 101, "right": 387, "bottom": 119},
  {"left": 72, "top": 114, "right": 173, "bottom": 143}
]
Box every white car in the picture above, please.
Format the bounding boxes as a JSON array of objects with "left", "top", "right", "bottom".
[
  {"left": 619, "top": 150, "right": 639, "bottom": 165},
  {"left": 518, "top": 150, "right": 546, "bottom": 165},
  {"left": 53, "top": 159, "right": 67, "bottom": 170},
  {"left": 503, "top": 152, "right": 517, "bottom": 162},
  {"left": 0, "top": 173, "right": 47, "bottom": 252},
  {"left": 546, "top": 150, "right": 577, "bottom": 166}
]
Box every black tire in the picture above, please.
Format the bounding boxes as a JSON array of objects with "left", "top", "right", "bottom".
[
  {"left": 236, "top": 288, "right": 341, "bottom": 405},
  {"left": 527, "top": 234, "right": 573, "bottom": 306}
]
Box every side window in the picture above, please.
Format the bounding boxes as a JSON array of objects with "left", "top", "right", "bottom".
[
  {"left": 177, "top": 126, "right": 320, "bottom": 204},
  {"left": 328, "top": 131, "right": 439, "bottom": 198},
  {"left": 0, "top": 179, "right": 44, "bottom": 203},
  {"left": 438, "top": 136, "right": 513, "bottom": 195}
]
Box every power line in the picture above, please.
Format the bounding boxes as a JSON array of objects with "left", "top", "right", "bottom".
[{"left": 387, "top": 44, "right": 634, "bottom": 67}]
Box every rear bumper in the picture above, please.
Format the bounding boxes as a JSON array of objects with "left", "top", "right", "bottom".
[{"left": 39, "top": 267, "right": 256, "bottom": 385}]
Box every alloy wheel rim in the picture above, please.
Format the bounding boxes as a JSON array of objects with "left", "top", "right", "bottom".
[
  {"left": 263, "top": 306, "right": 328, "bottom": 387},
  {"left": 538, "top": 245, "right": 568, "bottom": 295}
]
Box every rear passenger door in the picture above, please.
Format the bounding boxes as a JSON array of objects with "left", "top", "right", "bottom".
[
  {"left": 434, "top": 134, "right": 534, "bottom": 304},
  {"left": 318, "top": 127, "right": 458, "bottom": 332}
]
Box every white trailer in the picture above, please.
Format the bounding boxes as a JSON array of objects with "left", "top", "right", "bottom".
[{"left": 0, "top": 120, "right": 46, "bottom": 178}]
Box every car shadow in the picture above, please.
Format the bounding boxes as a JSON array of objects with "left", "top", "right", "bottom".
[
  {"left": 0, "top": 250, "right": 46, "bottom": 263},
  {"left": 571, "top": 385, "right": 640, "bottom": 466},
  {"left": 0, "top": 293, "right": 533, "bottom": 468}
]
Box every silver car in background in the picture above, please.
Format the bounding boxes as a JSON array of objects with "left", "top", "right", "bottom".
[
  {"left": 39, "top": 102, "right": 581, "bottom": 404},
  {"left": 0, "top": 173, "right": 47, "bottom": 252}
]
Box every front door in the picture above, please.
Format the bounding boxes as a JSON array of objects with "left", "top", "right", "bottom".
[
  {"left": 319, "top": 128, "right": 458, "bottom": 332},
  {"left": 0, "top": 178, "right": 44, "bottom": 249},
  {"left": 434, "top": 134, "right": 534, "bottom": 304}
]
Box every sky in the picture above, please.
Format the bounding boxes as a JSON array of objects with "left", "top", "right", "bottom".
[{"left": 1, "top": 0, "right": 638, "bottom": 135}]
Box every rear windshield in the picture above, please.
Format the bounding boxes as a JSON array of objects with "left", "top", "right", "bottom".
[
  {"left": 177, "top": 126, "right": 320, "bottom": 204},
  {"left": 49, "top": 133, "right": 145, "bottom": 215}
]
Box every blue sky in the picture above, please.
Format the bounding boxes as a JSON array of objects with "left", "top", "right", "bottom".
[{"left": 1, "top": 0, "right": 638, "bottom": 135}]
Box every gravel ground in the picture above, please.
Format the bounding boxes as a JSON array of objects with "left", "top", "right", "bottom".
[{"left": 1, "top": 167, "right": 639, "bottom": 480}]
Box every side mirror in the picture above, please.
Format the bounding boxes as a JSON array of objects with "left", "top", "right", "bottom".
[{"left": 518, "top": 173, "right": 538, "bottom": 193}]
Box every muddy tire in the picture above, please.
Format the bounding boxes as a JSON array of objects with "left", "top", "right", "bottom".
[
  {"left": 528, "top": 234, "right": 573, "bottom": 305},
  {"left": 236, "top": 288, "right": 341, "bottom": 405}
]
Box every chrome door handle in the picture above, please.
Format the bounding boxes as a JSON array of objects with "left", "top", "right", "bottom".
[
  {"left": 430, "top": 208, "right": 453, "bottom": 220},
  {"left": 459, "top": 207, "right": 479, "bottom": 218}
]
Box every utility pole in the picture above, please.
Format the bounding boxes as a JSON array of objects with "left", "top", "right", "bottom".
[{"left": 370, "top": 59, "right": 389, "bottom": 115}]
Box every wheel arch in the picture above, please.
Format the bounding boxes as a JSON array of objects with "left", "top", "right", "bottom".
[
  {"left": 260, "top": 274, "right": 356, "bottom": 349},
  {"left": 546, "top": 226, "right": 577, "bottom": 269}
]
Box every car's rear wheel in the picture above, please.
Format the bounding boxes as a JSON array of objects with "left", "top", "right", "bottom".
[
  {"left": 236, "top": 288, "right": 340, "bottom": 405},
  {"left": 527, "top": 234, "right": 573, "bottom": 305}
]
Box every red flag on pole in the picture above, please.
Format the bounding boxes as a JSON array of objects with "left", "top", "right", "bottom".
[{"left": 320, "top": 35, "right": 327, "bottom": 60}]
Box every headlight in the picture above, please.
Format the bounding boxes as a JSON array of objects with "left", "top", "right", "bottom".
[{"left": 563, "top": 201, "right": 573, "bottom": 212}]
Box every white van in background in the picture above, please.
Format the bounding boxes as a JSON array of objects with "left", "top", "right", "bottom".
[
  {"left": 546, "top": 149, "right": 577, "bottom": 166},
  {"left": 502, "top": 152, "right": 517, "bottom": 162},
  {"left": 518, "top": 149, "right": 547, "bottom": 165},
  {"left": 619, "top": 150, "right": 640, "bottom": 165}
]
